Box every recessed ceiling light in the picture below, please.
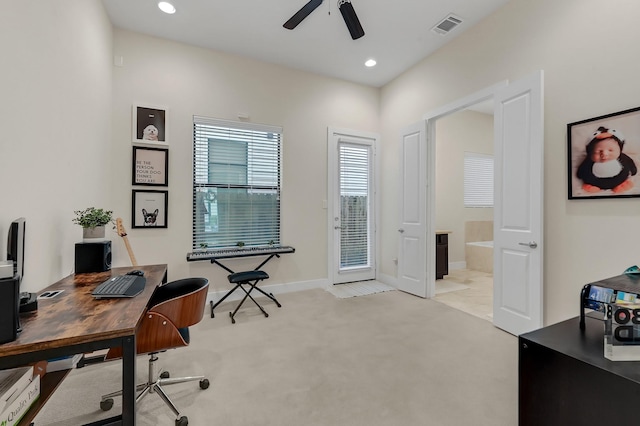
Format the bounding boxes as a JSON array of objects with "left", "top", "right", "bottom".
[
  {"left": 158, "top": 2, "right": 176, "bottom": 14},
  {"left": 364, "top": 59, "right": 377, "bottom": 67}
]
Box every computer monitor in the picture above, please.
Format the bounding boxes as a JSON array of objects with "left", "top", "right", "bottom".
[{"left": 7, "top": 217, "right": 25, "bottom": 280}]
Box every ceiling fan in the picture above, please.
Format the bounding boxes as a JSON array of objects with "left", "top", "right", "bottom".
[{"left": 283, "top": 0, "right": 365, "bottom": 40}]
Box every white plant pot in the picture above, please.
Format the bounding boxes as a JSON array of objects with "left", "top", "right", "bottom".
[{"left": 83, "top": 226, "right": 106, "bottom": 242}]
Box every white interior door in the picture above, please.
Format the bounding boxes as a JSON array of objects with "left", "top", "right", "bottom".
[
  {"left": 328, "top": 128, "right": 378, "bottom": 284},
  {"left": 397, "top": 122, "right": 428, "bottom": 297},
  {"left": 493, "top": 71, "right": 544, "bottom": 335}
]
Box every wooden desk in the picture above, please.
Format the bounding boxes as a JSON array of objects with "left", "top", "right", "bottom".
[{"left": 0, "top": 264, "right": 167, "bottom": 426}]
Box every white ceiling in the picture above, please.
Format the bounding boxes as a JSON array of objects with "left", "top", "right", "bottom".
[{"left": 102, "top": 0, "right": 510, "bottom": 88}]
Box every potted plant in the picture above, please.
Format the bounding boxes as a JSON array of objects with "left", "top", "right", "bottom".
[{"left": 73, "top": 207, "right": 114, "bottom": 241}]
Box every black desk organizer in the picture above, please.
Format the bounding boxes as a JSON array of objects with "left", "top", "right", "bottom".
[{"left": 580, "top": 272, "right": 640, "bottom": 330}]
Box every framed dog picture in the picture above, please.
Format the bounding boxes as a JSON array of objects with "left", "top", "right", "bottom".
[
  {"left": 132, "top": 104, "right": 167, "bottom": 144},
  {"left": 132, "top": 146, "right": 168, "bottom": 186},
  {"left": 568, "top": 106, "right": 640, "bottom": 199},
  {"left": 132, "top": 190, "right": 168, "bottom": 228}
]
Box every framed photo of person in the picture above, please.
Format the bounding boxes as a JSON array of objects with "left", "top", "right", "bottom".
[
  {"left": 568, "top": 106, "right": 640, "bottom": 200},
  {"left": 132, "top": 104, "right": 167, "bottom": 144},
  {"left": 132, "top": 190, "right": 168, "bottom": 228},
  {"left": 132, "top": 146, "right": 168, "bottom": 186}
]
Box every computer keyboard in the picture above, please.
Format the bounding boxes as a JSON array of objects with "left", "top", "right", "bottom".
[{"left": 92, "top": 274, "right": 146, "bottom": 299}]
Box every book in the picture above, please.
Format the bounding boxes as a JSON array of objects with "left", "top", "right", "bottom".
[
  {"left": 0, "top": 367, "right": 32, "bottom": 414},
  {"left": 0, "top": 374, "right": 39, "bottom": 426},
  {"left": 46, "top": 354, "right": 83, "bottom": 373}
]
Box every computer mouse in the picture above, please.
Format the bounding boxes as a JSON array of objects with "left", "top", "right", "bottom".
[{"left": 126, "top": 270, "right": 144, "bottom": 277}]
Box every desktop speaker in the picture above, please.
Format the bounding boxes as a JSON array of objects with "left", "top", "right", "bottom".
[
  {"left": 75, "top": 241, "right": 112, "bottom": 274},
  {"left": 0, "top": 275, "right": 19, "bottom": 344}
]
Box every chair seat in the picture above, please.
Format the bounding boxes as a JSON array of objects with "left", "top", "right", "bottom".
[{"left": 228, "top": 270, "right": 269, "bottom": 283}]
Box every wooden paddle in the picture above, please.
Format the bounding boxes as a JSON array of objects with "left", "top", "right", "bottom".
[{"left": 116, "top": 218, "right": 138, "bottom": 266}]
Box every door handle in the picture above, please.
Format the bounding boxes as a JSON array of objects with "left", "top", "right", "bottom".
[
  {"left": 398, "top": 229, "right": 405, "bottom": 233},
  {"left": 518, "top": 241, "right": 538, "bottom": 249},
  {"left": 334, "top": 226, "right": 344, "bottom": 230}
]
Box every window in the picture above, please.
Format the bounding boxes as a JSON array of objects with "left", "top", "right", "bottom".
[
  {"left": 193, "top": 116, "right": 282, "bottom": 249},
  {"left": 464, "top": 152, "right": 494, "bottom": 208}
]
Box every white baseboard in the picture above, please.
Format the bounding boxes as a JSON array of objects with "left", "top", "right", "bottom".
[
  {"left": 207, "top": 274, "right": 402, "bottom": 305},
  {"left": 449, "top": 261, "right": 466, "bottom": 271},
  {"left": 206, "top": 278, "right": 328, "bottom": 305},
  {"left": 376, "top": 272, "right": 398, "bottom": 288}
]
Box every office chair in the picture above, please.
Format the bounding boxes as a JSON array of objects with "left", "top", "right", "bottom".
[{"left": 100, "top": 277, "right": 209, "bottom": 426}]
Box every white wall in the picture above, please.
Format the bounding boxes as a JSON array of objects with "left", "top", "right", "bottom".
[
  {"left": 110, "top": 30, "right": 380, "bottom": 293},
  {"left": 0, "top": 1, "right": 113, "bottom": 292},
  {"left": 435, "top": 110, "right": 493, "bottom": 263},
  {"left": 380, "top": 0, "right": 640, "bottom": 325}
]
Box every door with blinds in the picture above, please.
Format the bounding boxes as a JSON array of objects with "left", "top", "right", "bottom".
[{"left": 328, "top": 129, "right": 377, "bottom": 284}]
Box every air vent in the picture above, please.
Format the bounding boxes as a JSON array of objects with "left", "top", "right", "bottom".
[{"left": 431, "top": 14, "right": 463, "bottom": 35}]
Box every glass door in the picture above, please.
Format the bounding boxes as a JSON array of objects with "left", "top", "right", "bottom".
[{"left": 333, "top": 140, "right": 375, "bottom": 283}]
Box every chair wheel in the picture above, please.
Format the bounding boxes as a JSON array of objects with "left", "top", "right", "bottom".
[
  {"left": 160, "top": 371, "right": 170, "bottom": 379},
  {"left": 200, "top": 378, "right": 210, "bottom": 389},
  {"left": 100, "top": 398, "right": 114, "bottom": 411},
  {"left": 229, "top": 312, "right": 235, "bottom": 324},
  {"left": 176, "top": 416, "right": 188, "bottom": 426},
  {"left": 264, "top": 312, "right": 269, "bottom": 318}
]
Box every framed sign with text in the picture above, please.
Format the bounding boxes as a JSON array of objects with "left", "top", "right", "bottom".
[{"left": 132, "top": 146, "right": 168, "bottom": 186}]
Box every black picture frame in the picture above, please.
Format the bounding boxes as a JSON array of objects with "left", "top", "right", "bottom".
[
  {"left": 132, "top": 190, "right": 168, "bottom": 228},
  {"left": 132, "top": 146, "right": 168, "bottom": 186},
  {"left": 568, "top": 106, "right": 640, "bottom": 200},
  {"left": 132, "top": 104, "right": 167, "bottom": 144}
]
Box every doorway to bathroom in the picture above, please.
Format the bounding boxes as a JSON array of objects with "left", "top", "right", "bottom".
[
  {"left": 432, "top": 103, "right": 495, "bottom": 322},
  {"left": 397, "top": 72, "right": 544, "bottom": 335}
]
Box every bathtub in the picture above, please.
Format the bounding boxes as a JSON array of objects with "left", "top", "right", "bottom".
[
  {"left": 467, "top": 241, "right": 493, "bottom": 248},
  {"left": 465, "top": 241, "right": 493, "bottom": 273}
]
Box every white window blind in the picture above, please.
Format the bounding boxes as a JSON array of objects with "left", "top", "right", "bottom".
[
  {"left": 464, "top": 152, "right": 494, "bottom": 208},
  {"left": 193, "top": 116, "right": 282, "bottom": 249},
  {"left": 339, "top": 143, "right": 371, "bottom": 268}
]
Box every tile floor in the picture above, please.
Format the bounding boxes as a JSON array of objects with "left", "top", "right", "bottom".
[{"left": 434, "top": 268, "right": 493, "bottom": 322}]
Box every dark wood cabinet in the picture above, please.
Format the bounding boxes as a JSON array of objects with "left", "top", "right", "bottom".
[
  {"left": 436, "top": 233, "right": 448, "bottom": 279},
  {"left": 519, "top": 316, "right": 640, "bottom": 425}
]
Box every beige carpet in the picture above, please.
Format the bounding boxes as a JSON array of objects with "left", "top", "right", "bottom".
[
  {"left": 325, "top": 280, "right": 396, "bottom": 298},
  {"left": 33, "top": 288, "right": 517, "bottom": 426}
]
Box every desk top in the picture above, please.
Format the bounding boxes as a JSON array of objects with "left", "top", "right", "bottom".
[
  {"left": 520, "top": 315, "right": 640, "bottom": 384},
  {"left": 0, "top": 264, "right": 167, "bottom": 361}
]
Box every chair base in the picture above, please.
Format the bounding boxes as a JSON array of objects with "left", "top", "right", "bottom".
[{"left": 100, "top": 353, "right": 209, "bottom": 424}]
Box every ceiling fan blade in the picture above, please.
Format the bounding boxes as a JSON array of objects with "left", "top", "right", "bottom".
[
  {"left": 283, "top": 0, "right": 324, "bottom": 30},
  {"left": 338, "top": 0, "right": 365, "bottom": 40}
]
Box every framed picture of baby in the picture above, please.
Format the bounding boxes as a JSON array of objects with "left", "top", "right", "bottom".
[
  {"left": 132, "top": 104, "right": 167, "bottom": 144},
  {"left": 132, "top": 190, "right": 168, "bottom": 228},
  {"left": 568, "top": 106, "right": 640, "bottom": 199}
]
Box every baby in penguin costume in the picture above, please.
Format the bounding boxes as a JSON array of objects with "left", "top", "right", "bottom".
[{"left": 577, "top": 126, "right": 637, "bottom": 193}]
